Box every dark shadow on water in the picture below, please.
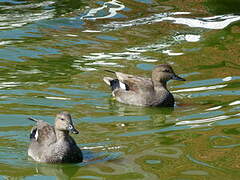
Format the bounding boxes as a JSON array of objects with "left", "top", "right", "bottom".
[
  {"left": 205, "top": 0, "right": 240, "bottom": 15},
  {"left": 34, "top": 163, "right": 79, "bottom": 180},
  {"left": 82, "top": 150, "right": 122, "bottom": 166},
  {"left": 106, "top": 98, "right": 178, "bottom": 129},
  {"left": 197, "top": 61, "right": 240, "bottom": 70},
  {"left": 54, "top": 0, "right": 85, "bottom": 16},
  {"left": 27, "top": 150, "right": 122, "bottom": 179},
  {"left": 107, "top": 98, "right": 174, "bottom": 116}
]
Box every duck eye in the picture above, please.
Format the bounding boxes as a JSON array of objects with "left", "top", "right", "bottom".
[
  {"left": 163, "top": 69, "right": 170, "bottom": 73},
  {"left": 60, "top": 118, "right": 65, "bottom": 121}
]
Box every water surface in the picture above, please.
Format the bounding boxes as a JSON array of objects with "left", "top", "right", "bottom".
[{"left": 0, "top": 0, "right": 240, "bottom": 179}]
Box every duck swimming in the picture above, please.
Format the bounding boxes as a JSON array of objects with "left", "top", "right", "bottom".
[
  {"left": 27, "top": 111, "right": 83, "bottom": 163},
  {"left": 103, "top": 64, "right": 185, "bottom": 107}
]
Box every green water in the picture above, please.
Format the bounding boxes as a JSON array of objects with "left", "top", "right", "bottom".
[{"left": 0, "top": 0, "right": 240, "bottom": 179}]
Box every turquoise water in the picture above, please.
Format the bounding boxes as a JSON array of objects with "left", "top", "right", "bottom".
[{"left": 0, "top": 0, "right": 240, "bottom": 179}]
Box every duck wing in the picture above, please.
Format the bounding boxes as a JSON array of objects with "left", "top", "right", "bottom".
[
  {"left": 28, "top": 118, "right": 56, "bottom": 145},
  {"left": 115, "top": 72, "right": 153, "bottom": 92},
  {"left": 104, "top": 70, "right": 153, "bottom": 92}
]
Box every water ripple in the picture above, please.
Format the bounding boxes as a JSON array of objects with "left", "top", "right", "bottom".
[
  {"left": 101, "top": 12, "right": 240, "bottom": 31},
  {"left": 176, "top": 115, "right": 230, "bottom": 126},
  {"left": 173, "top": 85, "right": 227, "bottom": 93},
  {"left": 102, "top": 12, "right": 190, "bottom": 31},
  {"left": 209, "top": 135, "right": 240, "bottom": 149},
  {"left": 72, "top": 51, "right": 157, "bottom": 71},
  {"left": 229, "top": 100, "right": 240, "bottom": 106},
  {"left": 81, "top": 0, "right": 125, "bottom": 20},
  {"left": 186, "top": 155, "right": 222, "bottom": 171},
  {"left": 164, "top": 14, "right": 240, "bottom": 29},
  {"left": 0, "top": 8, "right": 54, "bottom": 30},
  {"left": 0, "top": 1, "right": 54, "bottom": 10}
]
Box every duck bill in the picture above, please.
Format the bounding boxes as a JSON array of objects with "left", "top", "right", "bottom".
[
  {"left": 172, "top": 74, "right": 186, "bottom": 81},
  {"left": 68, "top": 124, "right": 79, "bottom": 134}
]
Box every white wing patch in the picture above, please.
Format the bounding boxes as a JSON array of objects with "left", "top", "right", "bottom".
[
  {"left": 112, "top": 91, "right": 115, "bottom": 97},
  {"left": 119, "top": 81, "right": 127, "bottom": 90},
  {"left": 35, "top": 129, "right": 39, "bottom": 140}
]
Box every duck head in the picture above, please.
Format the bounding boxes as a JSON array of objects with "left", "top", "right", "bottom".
[
  {"left": 55, "top": 111, "right": 79, "bottom": 134},
  {"left": 152, "top": 64, "right": 185, "bottom": 84}
]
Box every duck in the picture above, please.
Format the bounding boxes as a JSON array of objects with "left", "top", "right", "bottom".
[
  {"left": 103, "top": 64, "right": 185, "bottom": 107},
  {"left": 27, "top": 111, "right": 83, "bottom": 163}
]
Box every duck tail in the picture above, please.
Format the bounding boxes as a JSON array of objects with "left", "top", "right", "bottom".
[
  {"left": 104, "top": 69, "right": 115, "bottom": 74},
  {"left": 104, "top": 70, "right": 129, "bottom": 91},
  {"left": 28, "top": 117, "right": 39, "bottom": 122},
  {"left": 104, "top": 77, "right": 129, "bottom": 91}
]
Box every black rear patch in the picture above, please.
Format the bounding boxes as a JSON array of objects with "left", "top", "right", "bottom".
[
  {"left": 30, "top": 128, "right": 37, "bottom": 139},
  {"left": 110, "top": 79, "right": 129, "bottom": 91}
]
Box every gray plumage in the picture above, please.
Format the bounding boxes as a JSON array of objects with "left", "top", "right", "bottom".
[
  {"left": 28, "top": 111, "right": 83, "bottom": 163},
  {"left": 103, "top": 64, "right": 185, "bottom": 107}
]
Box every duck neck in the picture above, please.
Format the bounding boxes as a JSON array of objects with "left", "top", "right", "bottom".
[
  {"left": 56, "top": 130, "right": 69, "bottom": 140},
  {"left": 152, "top": 80, "right": 167, "bottom": 91}
]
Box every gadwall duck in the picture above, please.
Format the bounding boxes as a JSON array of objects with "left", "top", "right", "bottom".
[
  {"left": 28, "top": 111, "right": 83, "bottom": 163},
  {"left": 103, "top": 64, "right": 185, "bottom": 107}
]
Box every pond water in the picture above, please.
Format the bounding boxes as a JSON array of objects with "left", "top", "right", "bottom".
[{"left": 0, "top": 0, "right": 240, "bottom": 179}]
